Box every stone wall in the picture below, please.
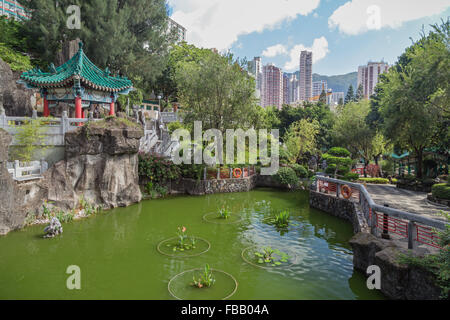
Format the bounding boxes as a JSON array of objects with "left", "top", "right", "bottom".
[
  {"left": 309, "top": 190, "right": 363, "bottom": 234},
  {"left": 350, "top": 232, "right": 442, "bottom": 300},
  {"left": 173, "top": 175, "right": 258, "bottom": 196}
]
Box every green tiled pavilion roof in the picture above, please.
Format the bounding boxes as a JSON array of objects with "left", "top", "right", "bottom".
[{"left": 20, "top": 42, "right": 133, "bottom": 92}]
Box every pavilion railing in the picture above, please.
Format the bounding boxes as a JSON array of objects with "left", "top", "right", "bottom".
[
  {"left": 314, "top": 176, "right": 448, "bottom": 250},
  {"left": 0, "top": 110, "right": 100, "bottom": 146}
]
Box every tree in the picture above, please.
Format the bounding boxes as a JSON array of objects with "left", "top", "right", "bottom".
[
  {"left": 175, "top": 50, "right": 258, "bottom": 134},
  {"left": 11, "top": 118, "right": 49, "bottom": 162},
  {"left": 344, "top": 84, "right": 355, "bottom": 104},
  {"left": 284, "top": 119, "right": 319, "bottom": 164},
  {"left": 21, "top": 0, "right": 174, "bottom": 90},
  {"left": 331, "top": 100, "right": 375, "bottom": 177},
  {"left": 355, "top": 84, "right": 364, "bottom": 101},
  {"left": 319, "top": 90, "right": 327, "bottom": 104},
  {"left": 378, "top": 20, "right": 450, "bottom": 178}
]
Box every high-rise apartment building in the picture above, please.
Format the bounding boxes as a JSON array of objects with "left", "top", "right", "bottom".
[
  {"left": 330, "top": 92, "right": 345, "bottom": 107},
  {"left": 299, "top": 51, "right": 313, "bottom": 101},
  {"left": 0, "top": 0, "right": 30, "bottom": 20},
  {"left": 357, "top": 61, "right": 390, "bottom": 99},
  {"left": 261, "top": 64, "right": 283, "bottom": 109},
  {"left": 168, "top": 17, "right": 187, "bottom": 43},
  {"left": 248, "top": 57, "right": 263, "bottom": 99},
  {"left": 283, "top": 73, "right": 299, "bottom": 105},
  {"left": 312, "top": 80, "right": 327, "bottom": 99}
]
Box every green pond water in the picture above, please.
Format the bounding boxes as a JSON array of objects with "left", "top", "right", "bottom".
[{"left": 0, "top": 189, "right": 385, "bottom": 300}]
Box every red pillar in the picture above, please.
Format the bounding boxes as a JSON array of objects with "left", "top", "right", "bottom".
[
  {"left": 75, "top": 96, "right": 82, "bottom": 126},
  {"left": 109, "top": 95, "right": 115, "bottom": 116},
  {"left": 43, "top": 94, "right": 50, "bottom": 117}
]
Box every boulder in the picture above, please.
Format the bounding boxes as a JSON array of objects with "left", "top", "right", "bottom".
[
  {"left": 45, "top": 118, "right": 144, "bottom": 209},
  {"left": 43, "top": 217, "right": 63, "bottom": 238},
  {"left": 0, "top": 58, "right": 35, "bottom": 116}
]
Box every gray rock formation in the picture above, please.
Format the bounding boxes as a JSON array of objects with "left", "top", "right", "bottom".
[
  {"left": 0, "top": 58, "right": 35, "bottom": 116},
  {"left": 43, "top": 217, "right": 63, "bottom": 238},
  {"left": 350, "top": 232, "right": 442, "bottom": 300},
  {"left": 44, "top": 118, "right": 144, "bottom": 209}
]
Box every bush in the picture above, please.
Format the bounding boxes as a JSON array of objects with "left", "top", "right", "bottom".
[
  {"left": 432, "top": 184, "right": 450, "bottom": 200},
  {"left": 0, "top": 43, "right": 32, "bottom": 71},
  {"left": 343, "top": 173, "right": 360, "bottom": 182},
  {"left": 138, "top": 153, "right": 181, "bottom": 184},
  {"left": 291, "top": 164, "right": 308, "bottom": 178},
  {"left": 274, "top": 167, "right": 298, "bottom": 187},
  {"left": 327, "top": 147, "right": 351, "bottom": 158},
  {"left": 358, "top": 178, "right": 390, "bottom": 184},
  {"left": 325, "top": 164, "right": 350, "bottom": 176}
]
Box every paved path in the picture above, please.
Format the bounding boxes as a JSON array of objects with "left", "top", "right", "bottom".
[{"left": 365, "top": 184, "right": 449, "bottom": 222}]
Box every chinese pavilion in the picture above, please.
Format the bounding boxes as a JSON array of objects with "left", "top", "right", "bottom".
[{"left": 19, "top": 41, "right": 133, "bottom": 118}]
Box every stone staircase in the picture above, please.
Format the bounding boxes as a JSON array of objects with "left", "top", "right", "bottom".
[{"left": 139, "top": 118, "right": 180, "bottom": 159}]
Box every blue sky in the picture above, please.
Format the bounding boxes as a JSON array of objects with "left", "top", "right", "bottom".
[{"left": 168, "top": 0, "right": 450, "bottom": 76}]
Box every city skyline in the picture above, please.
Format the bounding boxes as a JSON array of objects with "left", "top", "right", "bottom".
[{"left": 168, "top": 0, "right": 450, "bottom": 75}]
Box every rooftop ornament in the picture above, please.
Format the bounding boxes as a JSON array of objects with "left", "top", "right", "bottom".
[{"left": 19, "top": 41, "right": 133, "bottom": 120}]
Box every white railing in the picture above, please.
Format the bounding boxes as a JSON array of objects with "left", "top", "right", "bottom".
[
  {"left": 314, "top": 176, "right": 448, "bottom": 250},
  {"left": 7, "top": 160, "right": 48, "bottom": 181},
  {"left": 0, "top": 110, "right": 101, "bottom": 146}
]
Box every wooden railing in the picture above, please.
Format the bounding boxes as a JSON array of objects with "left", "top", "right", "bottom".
[{"left": 314, "top": 176, "right": 448, "bottom": 250}]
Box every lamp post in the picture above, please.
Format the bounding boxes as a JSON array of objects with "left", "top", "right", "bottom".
[{"left": 157, "top": 95, "right": 162, "bottom": 112}]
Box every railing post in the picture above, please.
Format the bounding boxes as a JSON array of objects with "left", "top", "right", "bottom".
[
  {"left": 88, "top": 111, "right": 94, "bottom": 121},
  {"left": 203, "top": 167, "right": 207, "bottom": 181},
  {"left": 336, "top": 183, "right": 341, "bottom": 198},
  {"left": 408, "top": 221, "right": 417, "bottom": 250},
  {"left": 217, "top": 167, "right": 220, "bottom": 180},
  {"left": 32, "top": 109, "right": 37, "bottom": 119},
  {"left": 0, "top": 110, "right": 6, "bottom": 129},
  {"left": 14, "top": 160, "right": 19, "bottom": 179},
  {"left": 382, "top": 204, "right": 391, "bottom": 240},
  {"left": 61, "top": 111, "right": 68, "bottom": 135},
  {"left": 230, "top": 168, "right": 233, "bottom": 179}
]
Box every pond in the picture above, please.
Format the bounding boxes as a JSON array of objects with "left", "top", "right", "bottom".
[{"left": 0, "top": 188, "right": 385, "bottom": 300}]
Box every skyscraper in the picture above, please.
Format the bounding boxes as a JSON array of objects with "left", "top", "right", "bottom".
[
  {"left": 312, "top": 80, "right": 327, "bottom": 99},
  {"left": 261, "top": 64, "right": 283, "bottom": 109},
  {"left": 168, "top": 18, "right": 187, "bottom": 43},
  {"left": 357, "top": 61, "right": 390, "bottom": 99},
  {"left": 299, "top": 51, "right": 313, "bottom": 101},
  {"left": 0, "top": 0, "right": 30, "bottom": 20},
  {"left": 248, "top": 57, "right": 263, "bottom": 99},
  {"left": 283, "top": 73, "right": 299, "bottom": 105}
]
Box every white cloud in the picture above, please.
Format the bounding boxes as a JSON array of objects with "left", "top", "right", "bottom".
[
  {"left": 168, "top": 0, "right": 321, "bottom": 50},
  {"left": 262, "top": 44, "right": 288, "bottom": 58},
  {"left": 284, "top": 37, "right": 330, "bottom": 71},
  {"left": 329, "top": 0, "right": 450, "bottom": 35}
]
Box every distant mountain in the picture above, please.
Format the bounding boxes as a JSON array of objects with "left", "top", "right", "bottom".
[
  {"left": 286, "top": 71, "right": 357, "bottom": 94},
  {"left": 312, "top": 72, "right": 357, "bottom": 94}
]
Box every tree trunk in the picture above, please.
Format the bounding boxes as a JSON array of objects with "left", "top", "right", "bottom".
[
  {"left": 363, "top": 160, "right": 368, "bottom": 178},
  {"left": 416, "top": 148, "right": 424, "bottom": 179}
]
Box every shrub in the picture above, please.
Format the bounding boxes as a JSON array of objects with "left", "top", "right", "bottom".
[
  {"left": 343, "top": 173, "right": 360, "bottom": 182},
  {"left": 327, "top": 147, "right": 351, "bottom": 158},
  {"left": 358, "top": 178, "right": 390, "bottom": 184},
  {"left": 167, "top": 121, "right": 184, "bottom": 135},
  {"left": 0, "top": 43, "right": 32, "bottom": 71},
  {"left": 291, "top": 164, "right": 308, "bottom": 178},
  {"left": 274, "top": 167, "right": 298, "bottom": 187},
  {"left": 138, "top": 153, "right": 181, "bottom": 184},
  {"left": 432, "top": 184, "right": 450, "bottom": 200}
]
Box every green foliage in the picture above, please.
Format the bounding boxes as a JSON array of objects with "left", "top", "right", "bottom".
[
  {"left": 284, "top": 119, "right": 319, "bottom": 164},
  {"left": 192, "top": 264, "right": 215, "bottom": 288},
  {"left": 432, "top": 184, "right": 450, "bottom": 200},
  {"left": 355, "top": 84, "right": 364, "bottom": 101},
  {"left": 218, "top": 207, "right": 231, "bottom": 219},
  {"left": 167, "top": 121, "right": 184, "bottom": 135},
  {"left": 0, "top": 43, "right": 33, "bottom": 71},
  {"left": 378, "top": 20, "right": 449, "bottom": 178},
  {"left": 274, "top": 167, "right": 298, "bottom": 187},
  {"left": 117, "top": 88, "right": 143, "bottom": 113},
  {"left": 291, "top": 164, "right": 308, "bottom": 178},
  {"left": 397, "top": 211, "right": 450, "bottom": 298},
  {"left": 171, "top": 226, "right": 196, "bottom": 251},
  {"left": 23, "top": 0, "right": 173, "bottom": 91},
  {"left": 274, "top": 211, "right": 290, "bottom": 228},
  {"left": 344, "top": 84, "right": 355, "bottom": 104},
  {"left": 178, "top": 163, "right": 207, "bottom": 181},
  {"left": 254, "top": 247, "right": 291, "bottom": 266},
  {"left": 11, "top": 118, "right": 49, "bottom": 162},
  {"left": 176, "top": 50, "right": 258, "bottom": 134},
  {"left": 327, "top": 147, "right": 351, "bottom": 158},
  {"left": 358, "top": 178, "right": 390, "bottom": 184},
  {"left": 138, "top": 153, "right": 181, "bottom": 184},
  {"left": 343, "top": 172, "right": 360, "bottom": 182}
]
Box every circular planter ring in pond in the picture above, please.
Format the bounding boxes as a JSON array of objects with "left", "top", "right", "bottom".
[
  {"left": 157, "top": 236, "right": 211, "bottom": 258},
  {"left": 241, "top": 245, "right": 297, "bottom": 270},
  {"left": 168, "top": 268, "right": 238, "bottom": 300},
  {"left": 202, "top": 212, "right": 244, "bottom": 225}
]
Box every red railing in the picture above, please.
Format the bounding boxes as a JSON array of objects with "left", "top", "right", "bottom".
[
  {"left": 374, "top": 211, "right": 408, "bottom": 238},
  {"left": 416, "top": 225, "right": 442, "bottom": 249}
]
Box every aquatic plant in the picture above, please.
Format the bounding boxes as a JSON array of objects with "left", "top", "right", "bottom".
[
  {"left": 192, "top": 264, "right": 215, "bottom": 288},
  {"left": 171, "top": 226, "right": 197, "bottom": 252},
  {"left": 274, "top": 210, "right": 290, "bottom": 227},
  {"left": 218, "top": 207, "right": 231, "bottom": 219},
  {"left": 254, "top": 247, "right": 291, "bottom": 267}
]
